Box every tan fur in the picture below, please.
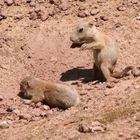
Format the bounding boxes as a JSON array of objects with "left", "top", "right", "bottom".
[
  {"left": 20, "top": 76, "right": 80, "bottom": 109},
  {"left": 70, "top": 22, "right": 133, "bottom": 82}
]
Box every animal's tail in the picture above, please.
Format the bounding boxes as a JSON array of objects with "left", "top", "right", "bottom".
[{"left": 112, "top": 66, "right": 133, "bottom": 78}]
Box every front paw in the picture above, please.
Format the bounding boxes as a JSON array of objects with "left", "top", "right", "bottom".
[{"left": 80, "top": 44, "right": 87, "bottom": 51}]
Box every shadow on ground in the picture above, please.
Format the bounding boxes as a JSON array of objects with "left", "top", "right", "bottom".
[{"left": 60, "top": 67, "right": 95, "bottom": 83}]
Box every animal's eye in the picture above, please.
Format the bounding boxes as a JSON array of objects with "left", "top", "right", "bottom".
[{"left": 78, "top": 28, "right": 83, "bottom": 33}]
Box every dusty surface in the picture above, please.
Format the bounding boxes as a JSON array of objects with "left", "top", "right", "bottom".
[{"left": 0, "top": 0, "right": 140, "bottom": 139}]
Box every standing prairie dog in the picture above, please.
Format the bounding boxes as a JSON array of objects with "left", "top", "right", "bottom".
[
  {"left": 20, "top": 76, "right": 80, "bottom": 109},
  {"left": 70, "top": 22, "right": 133, "bottom": 82}
]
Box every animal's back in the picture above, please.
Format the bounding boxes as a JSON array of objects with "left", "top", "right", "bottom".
[{"left": 44, "top": 83, "right": 80, "bottom": 109}]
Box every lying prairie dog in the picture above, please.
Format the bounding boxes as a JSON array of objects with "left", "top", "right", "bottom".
[
  {"left": 70, "top": 22, "right": 133, "bottom": 82},
  {"left": 20, "top": 76, "right": 80, "bottom": 109}
]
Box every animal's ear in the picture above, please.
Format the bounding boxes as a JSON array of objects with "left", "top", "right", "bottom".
[{"left": 88, "top": 22, "right": 93, "bottom": 28}]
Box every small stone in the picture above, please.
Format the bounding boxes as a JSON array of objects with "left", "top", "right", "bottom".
[
  {"left": 13, "top": 109, "right": 21, "bottom": 116},
  {"left": 42, "top": 105, "right": 50, "bottom": 110},
  {"left": 6, "top": 106, "right": 14, "bottom": 112},
  {"left": 36, "top": 102, "right": 42, "bottom": 107},
  {"left": 23, "top": 99, "right": 32, "bottom": 105},
  {"left": 40, "top": 13, "right": 49, "bottom": 21},
  {"left": 26, "top": 0, "right": 31, "bottom": 3},
  {"left": 106, "top": 82, "right": 115, "bottom": 88},
  {"left": 31, "top": 116, "right": 40, "bottom": 121},
  {"left": 95, "top": 19, "right": 103, "bottom": 27},
  {"left": 136, "top": 16, "right": 140, "bottom": 20},
  {"left": 131, "top": 132, "right": 140, "bottom": 139},
  {"left": 132, "top": 67, "right": 140, "bottom": 77},
  {"left": 0, "top": 95, "right": 3, "bottom": 101},
  {"left": 19, "top": 114, "right": 32, "bottom": 120},
  {"left": 91, "top": 126, "right": 105, "bottom": 132},
  {"left": 4, "top": 0, "right": 14, "bottom": 6},
  {"left": 134, "top": 85, "right": 140, "bottom": 90},
  {"left": 84, "top": 10, "right": 90, "bottom": 16},
  {"left": 90, "top": 9, "right": 100, "bottom": 16},
  {"left": 59, "top": 0, "right": 69, "bottom": 11},
  {"left": 117, "top": 6, "right": 126, "bottom": 11},
  {"left": 40, "top": 112, "right": 47, "bottom": 117},
  {"left": 0, "top": 121, "right": 9, "bottom": 129},
  {"left": 115, "top": 22, "right": 122, "bottom": 28},
  {"left": 49, "top": 0, "right": 60, "bottom": 5},
  {"left": 29, "top": 1, "right": 36, "bottom": 7},
  {"left": 0, "top": 11, "right": 7, "bottom": 20},
  {"left": 79, "top": 123, "right": 91, "bottom": 133},
  {"left": 133, "top": 114, "right": 140, "bottom": 121},
  {"left": 100, "top": 16, "right": 109, "bottom": 21},
  {"left": 118, "top": 132, "right": 124, "bottom": 137},
  {"left": 131, "top": 0, "right": 138, "bottom": 4},
  {"left": 29, "top": 11, "right": 38, "bottom": 20},
  {"left": 14, "top": 14, "right": 23, "bottom": 20},
  {"left": 78, "top": 11, "right": 86, "bottom": 18},
  {"left": 78, "top": 10, "right": 90, "bottom": 17}
]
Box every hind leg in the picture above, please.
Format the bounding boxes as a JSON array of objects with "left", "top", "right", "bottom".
[{"left": 100, "top": 63, "right": 113, "bottom": 82}]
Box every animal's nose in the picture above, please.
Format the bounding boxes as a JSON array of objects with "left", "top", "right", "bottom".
[{"left": 70, "top": 36, "right": 74, "bottom": 42}]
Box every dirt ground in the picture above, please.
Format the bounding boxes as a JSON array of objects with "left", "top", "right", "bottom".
[{"left": 0, "top": 0, "right": 140, "bottom": 140}]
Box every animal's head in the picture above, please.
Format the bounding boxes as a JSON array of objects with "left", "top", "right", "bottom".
[
  {"left": 70, "top": 22, "right": 97, "bottom": 44},
  {"left": 20, "top": 76, "right": 36, "bottom": 100},
  {"left": 19, "top": 76, "right": 45, "bottom": 104}
]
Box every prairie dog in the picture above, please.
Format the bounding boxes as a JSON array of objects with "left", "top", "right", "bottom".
[
  {"left": 70, "top": 22, "right": 132, "bottom": 82},
  {"left": 20, "top": 76, "right": 80, "bottom": 109}
]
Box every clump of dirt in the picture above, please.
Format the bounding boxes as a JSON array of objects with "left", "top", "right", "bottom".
[{"left": 0, "top": 0, "right": 140, "bottom": 140}]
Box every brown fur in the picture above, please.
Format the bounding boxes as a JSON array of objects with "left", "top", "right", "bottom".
[
  {"left": 70, "top": 22, "right": 133, "bottom": 82},
  {"left": 20, "top": 76, "right": 80, "bottom": 109}
]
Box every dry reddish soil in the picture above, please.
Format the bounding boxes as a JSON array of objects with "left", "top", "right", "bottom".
[{"left": 0, "top": 0, "right": 140, "bottom": 140}]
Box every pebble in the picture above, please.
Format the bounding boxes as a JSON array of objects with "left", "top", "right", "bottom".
[
  {"left": 0, "top": 95, "right": 3, "bottom": 101},
  {"left": 49, "top": 0, "right": 60, "bottom": 5},
  {"left": 90, "top": 9, "right": 100, "bottom": 16},
  {"left": 59, "top": 0, "right": 69, "bottom": 11},
  {"left": 79, "top": 123, "right": 91, "bottom": 133},
  {"left": 79, "top": 121, "right": 105, "bottom": 133},
  {"left": 13, "top": 109, "right": 21, "bottom": 116},
  {"left": 133, "top": 114, "right": 140, "bottom": 122},
  {"left": 0, "top": 121, "right": 9, "bottom": 129},
  {"left": 40, "top": 112, "right": 48, "bottom": 117},
  {"left": 132, "top": 67, "right": 140, "bottom": 77},
  {"left": 19, "top": 114, "right": 32, "bottom": 120},
  {"left": 136, "top": 16, "right": 140, "bottom": 20},
  {"left": 42, "top": 105, "right": 50, "bottom": 110},
  {"left": 6, "top": 106, "right": 16, "bottom": 112},
  {"left": 0, "top": 11, "right": 7, "bottom": 20},
  {"left": 117, "top": 6, "right": 126, "bottom": 11},
  {"left": 40, "top": 11, "right": 49, "bottom": 21},
  {"left": 36, "top": 102, "right": 42, "bottom": 108},
  {"left": 131, "top": 0, "right": 138, "bottom": 4},
  {"left": 29, "top": 11, "right": 38, "bottom": 20},
  {"left": 115, "top": 22, "right": 122, "bottom": 28},
  {"left": 78, "top": 10, "right": 90, "bottom": 17},
  {"left": 4, "top": 0, "right": 14, "bottom": 6},
  {"left": 100, "top": 16, "right": 109, "bottom": 21},
  {"left": 23, "top": 99, "right": 32, "bottom": 105}
]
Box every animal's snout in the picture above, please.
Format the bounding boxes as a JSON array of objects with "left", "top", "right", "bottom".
[{"left": 70, "top": 36, "right": 74, "bottom": 42}]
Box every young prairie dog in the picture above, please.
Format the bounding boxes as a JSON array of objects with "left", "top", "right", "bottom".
[
  {"left": 20, "top": 76, "right": 80, "bottom": 109},
  {"left": 70, "top": 22, "right": 133, "bottom": 82}
]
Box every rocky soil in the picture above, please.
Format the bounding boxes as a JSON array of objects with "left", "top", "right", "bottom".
[{"left": 0, "top": 0, "right": 140, "bottom": 140}]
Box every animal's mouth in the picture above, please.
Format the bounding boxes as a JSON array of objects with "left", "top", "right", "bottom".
[
  {"left": 70, "top": 43, "right": 83, "bottom": 48},
  {"left": 18, "top": 91, "right": 32, "bottom": 99}
]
